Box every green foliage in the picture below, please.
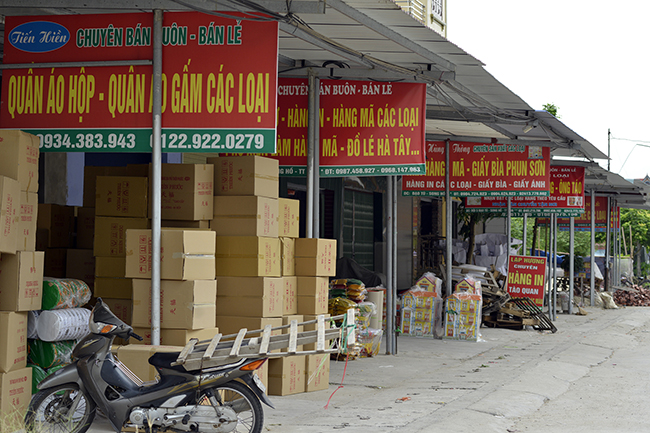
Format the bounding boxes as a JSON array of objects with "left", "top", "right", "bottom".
[
  {"left": 543, "top": 103, "right": 560, "bottom": 118},
  {"left": 559, "top": 254, "right": 584, "bottom": 273},
  {"left": 510, "top": 217, "right": 591, "bottom": 256},
  {"left": 620, "top": 208, "right": 650, "bottom": 254}
]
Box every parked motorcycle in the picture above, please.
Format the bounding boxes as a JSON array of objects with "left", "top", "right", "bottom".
[{"left": 25, "top": 298, "right": 272, "bottom": 433}]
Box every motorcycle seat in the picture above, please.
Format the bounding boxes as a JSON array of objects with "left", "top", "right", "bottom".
[{"left": 148, "top": 351, "right": 188, "bottom": 373}]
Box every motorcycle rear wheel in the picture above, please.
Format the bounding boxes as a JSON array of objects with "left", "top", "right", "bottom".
[
  {"left": 25, "top": 383, "right": 96, "bottom": 433},
  {"left": 206, "top": 380, "right": 263, "bottom": 433}
]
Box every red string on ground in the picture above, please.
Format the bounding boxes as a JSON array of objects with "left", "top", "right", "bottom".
[{"left": 324, "top": 353, "right": 349, "bottom": 409}]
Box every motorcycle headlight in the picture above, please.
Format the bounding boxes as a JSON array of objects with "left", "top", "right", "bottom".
[{"left": 89, "top": 310, "right": 117, "bottom": 334}]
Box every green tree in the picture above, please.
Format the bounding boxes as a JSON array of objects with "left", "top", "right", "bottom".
[
  {"left": 619, "top": 208, "right": 650, "bottom": 255},
  {"left": 543, "top": 103, "right": 560, "bottom": 118}
]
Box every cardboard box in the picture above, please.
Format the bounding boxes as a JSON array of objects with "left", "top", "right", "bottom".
[
  {"left": 130, "top": 327, "right": 219, "bottom": 346},
  {"left": 17, "top": 190, "right": 38, "bottom": 252},
  {"left": 209, "top": 156, "right": 279, "bottom": 198},
  {"left": 0, "top": 130, "right": 39, "bottom": 193},
  {"left": 216, "top": 236, "right": 280, "bottom": 277},
  {"left": 161, "top": 164, "right": 214, "bottom": 220},
  {"left": 216, "top": 276, "right": 283, "bottom": 318},
  {"left": 297, "top": 276, "right": 329, "bottom": 315},
  {"left": 280, "top": 237, "right": 295, "bottom": 276},
  {"left": 278, "top": 198, "right": 300, "bottom": 238},
  {"left": 102, "top": 298, "right": 132, "bottom": 325},
  {"left": 211, "top": 196, "right": 278, "bottom": 237},
  {"left": 305, "top": 353, "right": 330, "bottom": 392},
  {"left": 44, "top": 248, "right": 67, "bottom": 278},
  {"left": 295, "top": 238, "right": 337, "bottom": 276},
  {"left": 65, "top": 249, "right": 95, "bottom": 288},
  {"left": 302, "top": 314, "right": 331, "bottom": 351},
  {"left": 162, "top": 220, "right": 210, "bottom": 229},
  {"left": 0, "top": 252, "right": 44, "bottom": 311},
  {"left": 125, "top": 229, "right": 216, "bottom": 280},
  {"left": 37, "top": 204, "right": 74, "bottom": 249},
  {"left": 94, "top": 217, "right": 150, "bottom": 257},
  {"left": 94, "top": 277, "right": 133, "bottom": 299},
  {"left": 267, "top": 356, "right": 305, "bottom": 396},
  {"left": 215, "top": 316, "right": 282, "bottom": 337},
  {"left": 95, "top": 176, "right": 149, "bottom": 218},
  {"left": 0, "top": 312, "right": 28, "bottom": 373},
  {"left": 116, "top": 345, "right": 183, "bottom": 382},
  {"left": 0, "top": 367, "right": 32, "bottom": 426},
  {"left": 282, "top": 276, "right": 297, "bottom": 315},
  {"left": 0, "top": 177, "right": 20, "bottom": 254},
  {"left": 83, "top": 166, "right": 128, "bottom": 208},
  {"left": 95, "top": 256, "right": 126, "bottom": 278},
  {"left": 75, "top": 207, "right": 95, "bottom": 250},
  {"left": 132, "top": 279, "right": 216, "bottom": 329}
]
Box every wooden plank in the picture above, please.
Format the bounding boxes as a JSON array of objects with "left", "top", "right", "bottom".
[
  {"left": 316, "top": 315, "right": 326, "bottom": 351},
  {"left": 203, "top": 333, "right": 222, "bottom": 360},
  {"left": 346, "top": 308, "right": 355, "bottom": 345},
  {"left": 174, "top": 338, "right": 198, "bottom": 365},
  {"left": 288, "top": 320, "right": 298, "bottom": 354},
  {"left": 259, "top": 325, "right": 272, "bottom": 355},
  {"left": 229, "top": 328, "right": 247, "bottom": 358}
]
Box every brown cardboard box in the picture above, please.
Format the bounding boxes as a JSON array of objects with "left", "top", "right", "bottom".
[
  {"left": 267, "top": 356, "right": 305, "bottom": 396},
  {"left": 305, "top": 353, "right": 330, "bottom": 392},
  {"left": 103, "top": 298, "right": 132, "bottom": 325},
  {"left": 125, "top": 229, "right": 216, "bottom": 280},
  {"left": 94, "top": 277, "right": 133, "bottom": 299},
  {"left": 65, "top": 249, "right": 95, "bottom": 288},
  {"left": 302, "top": 314, "right": 331, "bottom": 351},
  {"left": 0, "top": 130, "right": 39, "bottom": 193},
  {"left": 0, "top": 177, "right": 20, "bottom": 254},
  {"left": 83, "top": 166, "right": 128, "bottom": 208},
  {"left": 132, "top": 279, "right": 216, "bottom": 329},
  {"left": 295, "top": 238, "right": 337, "bottom": 276},
  {"left": 281, "top": 314, "right": 303, "bottom": 352},
  {"left": 211, "top": 196, "right": 278, "bottom": 237},
  {"left": 116, "top": 345, "right": 182, "bottom": 382},
  {"left": 162, "top": 220, "right": 210, "bottom": 229},
  {"left": 37, "top": 204, "right": 74, "bottom": 249},
  {"left": 0, "top": 312, "right": 28, "bottom": 373},
  {"left": 280, "top": 237, "right": 295, "bottom": 276},
  {"left": 94, "top": 217, "right": 150, "bottom": 257},
  {"left": 75, "top": 207, "right": 95, "bottom": 250},
  {"left": 297, "top": 277, "right": 329, "bottom": 315},
  {"left": 216, "top": 277, "right": 282, "bottom": 318},
  {"left": 44, "top": 248, "right": 67, "bottom": 278},
  {"left": 0, "top": 252, "right": 44, "bottom": 311},
  {"left": 95, "top": 176, "right": 149, "bottom": 218},
  {"left": 282, "top": 276, "right": 298, "bottom": 315},
  {"left": 95, "top": 257, "right": 126, "bottom": 278},
  {"left": 278, "top": 198, "right": 300, "bottom": 238},
  {"left": 209, "top": 155, "right": 279, "bottom": 198},
  {"left": 216, "top": 236, "right": 280, "bottom": 277},
  {"left": 126, "top": 164, "right": 150, "bottom": 177},
  {"left": 0, "top": 367, "right": 32, "bottom": 426},
  {"left": 161, "top": 164, "right": 214, "bottom": 220},
  {"left": 215, "top": 316, "right": 282, "bottom": 337},
  {"left": 130, "top": 327, "right": 219, "bottom": 346},
  {"left": 17, "top": 190, "right": 38, "bottom": 252}
]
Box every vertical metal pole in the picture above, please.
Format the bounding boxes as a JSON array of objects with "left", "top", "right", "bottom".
[
  {"left": 385, "top": 177, "right": 394, "bottom": 354},
  {"left": 313, "top": 76, "right": 320, "bottom": 238},
  {"left": 151, "top": 9, "right": 163, "bottom": 346},
  {"left": 506, "top": 197, "right": 512, "bottom": 264},
  {"left": 569, "top": 216, "right": 574, "bottom": 314},
  {"left": 306, "top": 71, "right": 317, "bottom": 238},
  {"left": 445, "top": 140, "right": 452, "bottom": 295},
  {"left": 392, "top": 176, "right": 398, "bottom": 353},
  {"left": 605, "top": 197, "right": 611, "bottom": 291},
  {"left": 616, "top": 201, "right": 621, "bottom": 285},
  {"left": 546, "top": 216, "right": 551, "bottom": 313},
  {"left": 522, "top": 213, "right": 528, "bottom": 256},
  {"left": 590, "top": 190, "right": 596, "bottom": 305},
  {"left": 552, "top": 214, "right": 558, "bottom": 320}
]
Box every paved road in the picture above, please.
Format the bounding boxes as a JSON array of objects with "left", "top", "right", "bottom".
[{"left": 89, "top": 305, "right": 649, "bottom": 433}]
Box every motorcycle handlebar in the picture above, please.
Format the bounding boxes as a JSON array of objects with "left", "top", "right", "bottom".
[{"left": 129, "top": 331, "right": 144, "bottom": 341}]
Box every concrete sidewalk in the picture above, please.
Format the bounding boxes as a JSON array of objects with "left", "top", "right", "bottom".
[{"left": 89, "top": 306, "right": 649, "bottom": 433}]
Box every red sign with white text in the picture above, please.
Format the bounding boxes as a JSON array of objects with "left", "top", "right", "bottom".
[
  {"left": 539, "top": 195, "right": 620, "bottom": 232},
  {"left": 402, "top": 140, "right": 551, "bottom": 197},
  {"left": 506, "top": 255, "right": 547, "bottom": 307}
]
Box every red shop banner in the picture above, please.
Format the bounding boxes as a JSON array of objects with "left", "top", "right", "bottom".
[
  {"left": 2, "top": 12, "right": 279, "bottom": 153},
  {"left": 506, "top": 255, "right": 547, "bottom": 307},
  {"left": 539, "top": 195, "right": 620, "bottom": 232},
  {"left": 464, "top": 165, "right": 585, "bottom": 216},
  {"left": 258, "top": 77, "right": 426, "bottom": 177},
  {"left": 402, "top": 140, "right": 551, "bottom": 197}
]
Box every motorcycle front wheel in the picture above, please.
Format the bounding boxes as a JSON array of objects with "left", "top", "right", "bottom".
[
  {"left": 25, "top": 383, "right": 96, "bottom": 433},
  {"left": 204, "top": 380, "right": 264, "bottom": 433}
]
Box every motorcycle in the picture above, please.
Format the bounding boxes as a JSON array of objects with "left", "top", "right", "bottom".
[{"left": 25, "top": 298, "right": 273, "bottom": 433}]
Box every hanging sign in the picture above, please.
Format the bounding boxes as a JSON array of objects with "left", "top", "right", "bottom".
[
  {"left": 506, "top": 255, "right": 547, "bottom": 307},
  {"left": 1, "top": 12, "right": 279, "bottom": 153},
  {"left": 464, "top": 166, "right": 585, "bottom": 216},
  {"left": 539, "top": 195, "right": 620, "bottom": 232},
  {"left": 401, "top": 140, "right": 551, "bottom": 197},
  {"left": 258, "top": 77, "right": 426, "bottom": 177}
]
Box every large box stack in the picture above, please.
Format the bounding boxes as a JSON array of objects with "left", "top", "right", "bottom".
[{"left": 0, "top": 130, "right": 41, "bottom": 423}]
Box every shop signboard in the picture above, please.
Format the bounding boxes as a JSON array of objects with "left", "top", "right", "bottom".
[
  {"left": 539, "top": 195, "right": 620, "bottom": 232},
  {"left": 464, "top": 166, "right": 585, "bottom": 216},
  {"left": 1, "top": 12, "right": 279, "bottom": 153},
  {"left": 505, "top": 255, "right": 547, "bottom": 307},
  {"left": 259, "top": 77, "right": 426, "bottom": 177},
  {"left": 401, "top": 140, "right": 551, "bottom": 197}
]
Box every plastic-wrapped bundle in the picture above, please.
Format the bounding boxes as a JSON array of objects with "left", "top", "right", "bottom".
[
  {"left": 42, "top": 278, "right": 91, "bottom": 310},
  {"left": 328, "top": 297, "right": 357, "bottom": 317},
  {"left": 357, "top": 328, "right": 383, "bottom": 357},
  {"left": 27, "top": 310, "right": 41, "bottom": 339},
  {"left": 355, "top": 301, "right": 376, "bottom": 330},
  {"left": 28, "top": 339, "right": 75, "bottom": 369},
  {"left": 37, "top": 308, "right": 91, "bottom": 342}
]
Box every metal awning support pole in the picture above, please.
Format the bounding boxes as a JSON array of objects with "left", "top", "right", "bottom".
[
  {"left": 312, "top": 75, "right": 320, "bottom": 238},
  {"left": 306, "top": 71, "right": 317, "bottom": 238},
  {"left": 546, "top": 218, "right": 551, "bottom": 314},
  {"left": 392, "top": 176, "right": 398, "bottom": 353},
  {"left": 569, "top": 216, "right": 574, "bottom": 315},
  {"left": 552, "top": 213, "right": 558, "bottom": 320},
  {"left": 445, "top": 139, "right": 452, "bottom": 296},
  {"left": 605, "top": 197, "right": 611, "bottom": 291},
  {"left": 150, "top": 9, "right": 163, "bottom": 346},
  {"left": 590, "top": 190, "right": 596, "bottom": 305},
  {"left": 616, "top": 201, "right": 621, "bottom": 285},
  {"left": 385, "top": 177, "right": 394, "bottom": 354},
  {"left": 522, "top": 214, "right": 528, "bottom": 256}
]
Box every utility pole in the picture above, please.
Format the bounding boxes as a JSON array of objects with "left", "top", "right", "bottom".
[{"left": 608, "top": 128, "right": 611, "bottom": 171}]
